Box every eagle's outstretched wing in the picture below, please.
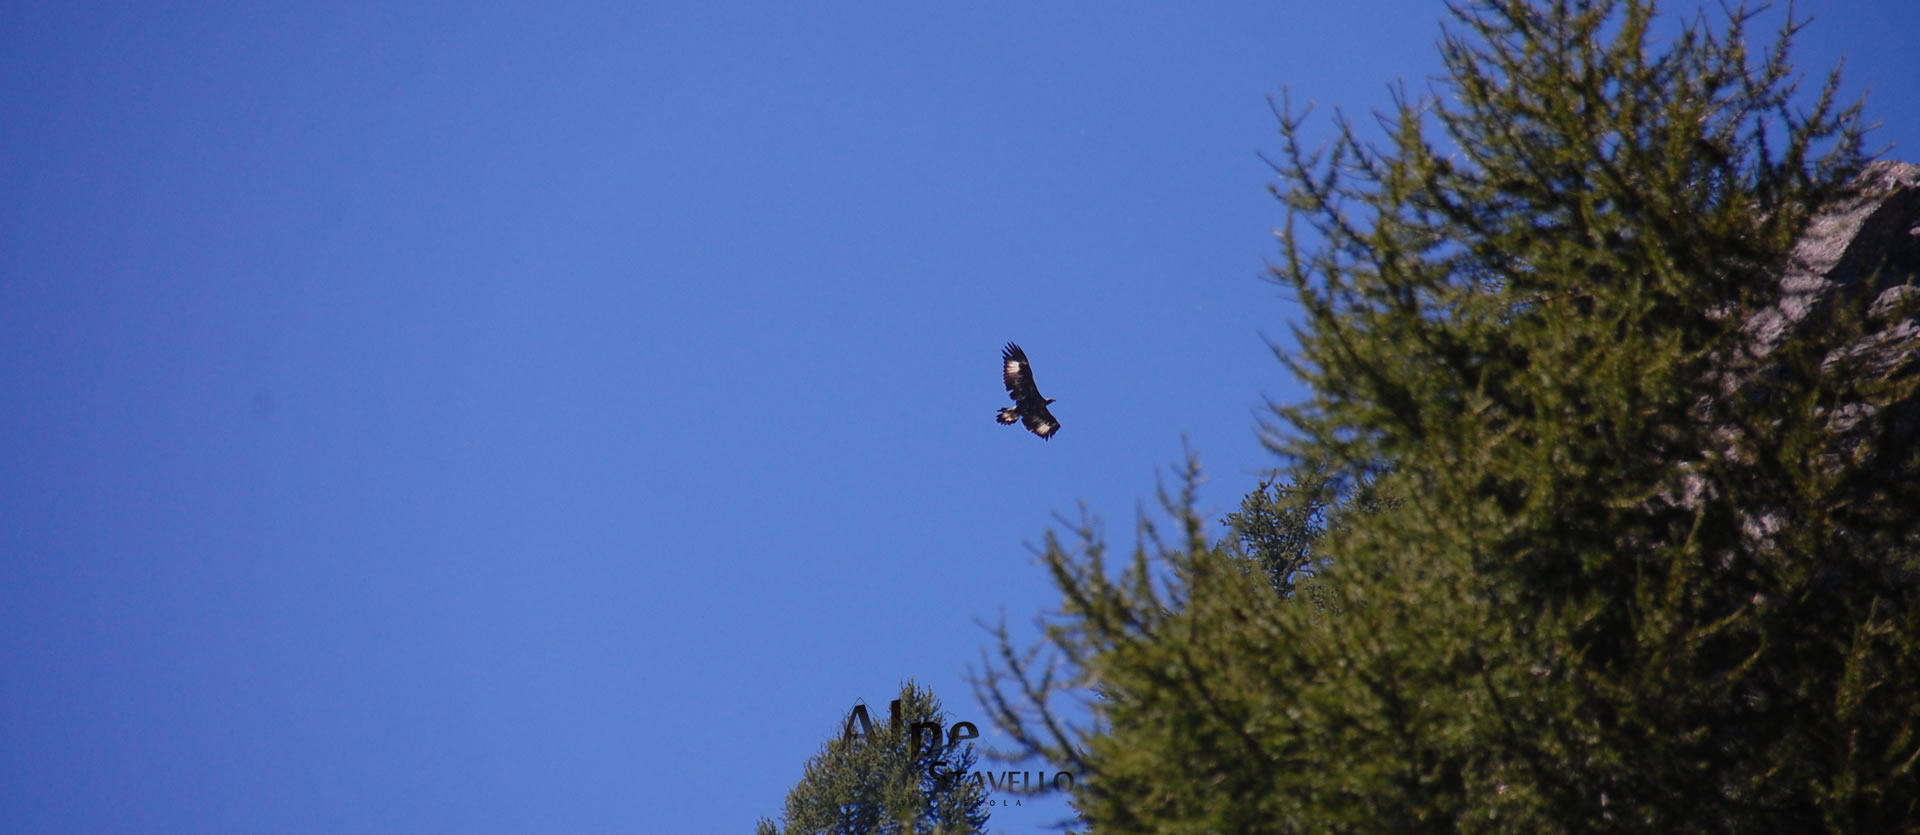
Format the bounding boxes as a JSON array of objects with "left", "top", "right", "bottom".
[
  {"left": 1019, "top": 404, "right": 1060, "bottom": 439},
  {"left": 1002, "top": 343, "right": 1042, "bottom": 402}
]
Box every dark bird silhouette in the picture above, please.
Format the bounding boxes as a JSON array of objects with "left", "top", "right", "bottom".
[{"left": 996, "top": 342, "right": 1060, "bottom": 440}]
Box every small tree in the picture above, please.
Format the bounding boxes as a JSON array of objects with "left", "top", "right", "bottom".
[{"left": 759, "top": 681, "right": 989, "bottom": 835}]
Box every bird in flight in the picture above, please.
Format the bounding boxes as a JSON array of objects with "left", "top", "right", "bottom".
[{"left": 996, "top": 342, "right": 1060, "bottom": 440}]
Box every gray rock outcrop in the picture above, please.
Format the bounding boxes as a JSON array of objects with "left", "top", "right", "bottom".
[{"left": 1671, "top": 161, "right": 1920, "bottom": 553}]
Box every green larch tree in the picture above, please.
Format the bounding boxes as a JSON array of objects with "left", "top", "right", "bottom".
[{"left": 978, "top": 0, "right": 1919, "bottom": 831}]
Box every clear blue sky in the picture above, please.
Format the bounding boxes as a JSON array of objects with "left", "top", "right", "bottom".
[{"left": 4, "top": 2, "right": 1915, "bottom": 832}]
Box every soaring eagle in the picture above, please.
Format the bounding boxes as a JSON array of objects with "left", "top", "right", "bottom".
[{"left": 996, "top": 342, "right": 1060, "bottom": 440}]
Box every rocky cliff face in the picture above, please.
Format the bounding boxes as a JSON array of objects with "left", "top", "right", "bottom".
[
  {"left": 1670, "top": 161, "right": 1920, "bottom": 554},
  {"left": 1768, "top": 161, "right": 1919, "bottom": 471},
  {"left": 1747, "top": 161, "right": 1920, "bottom": 362}
]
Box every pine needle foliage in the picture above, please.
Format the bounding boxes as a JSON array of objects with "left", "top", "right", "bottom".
[
  {"left": 1223, "top": 464, "right": 1394, "bottom": 600},
  {"left": 760, "top": 681, "right": 990, "bottom": 835},
  {"left": 979, "top": 1, "right": 1920, "bottom": 831}
]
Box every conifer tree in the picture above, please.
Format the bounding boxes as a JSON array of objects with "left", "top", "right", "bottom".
[
  {"left": 979, "top": 1, "right": 1918, "bottom": 831},
  {"left": 760, "top": 681, "right": 989, "bottom": 835},
  {"left": 1222, "top": 463, "right": 1391, "bottom": 601}
]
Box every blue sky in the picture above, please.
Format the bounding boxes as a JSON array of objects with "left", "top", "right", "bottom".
[{"left": 4, "top": 2, "right": 1915, "bottom": 832}]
